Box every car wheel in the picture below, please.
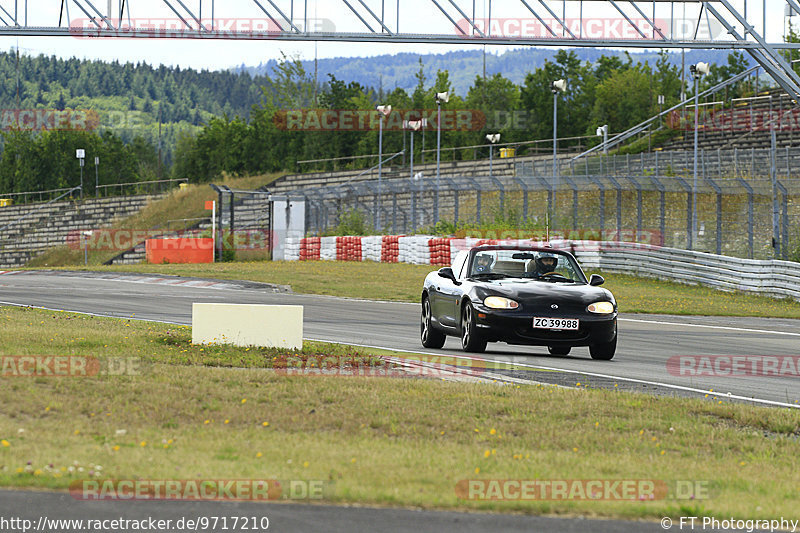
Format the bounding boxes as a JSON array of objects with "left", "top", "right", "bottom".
[
  {"left": 548, "top": 346, "right": 571, "bottom": 356},
  {"left": 420, "top": 296, "right": 446, "bottom": 349},
  {"left": 461, "top": 303, "right": 487, "bottom": 353},
  {"left": 589, "top": 333, "right": 617, "bottom": 360}
]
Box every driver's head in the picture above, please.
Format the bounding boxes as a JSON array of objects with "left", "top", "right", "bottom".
[
  {"left": 476, "top": 254, "right": 492, "bottom": 268},
  {"left": 536, "top": 255, "right": 557, "bottom": 273}
]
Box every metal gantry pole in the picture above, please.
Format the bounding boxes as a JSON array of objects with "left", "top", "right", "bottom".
[
  {"left": 435, "top": 100, "right": 442, "bottom": 224},
  {"left": 692, "top": 73, "right": 699, "bottom": 250},
  {"left": 771, "top": 128, "right": 779, "bottom": 255},
  {"left": 489, "top": 144, "right": 493, "bottom": 179},
  {"left": 377, "top": 113, "right": 383, "bottom": 229},
  {"left": 409, "top": 130, "right": 414, "bottom": 179},
  {"left": 552, "top": 90, "right": 558, "bottom": 228}
]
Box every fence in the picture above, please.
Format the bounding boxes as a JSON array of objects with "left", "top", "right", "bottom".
[
  {"left": 298, "top": 172, "right": 800, "bottom": 261},
  {"left": 284, "top": 236, "right": 800, "bottom": 301},
  {"left": 209, "top": 185, "right": 272, "bottom": 260},
  {"left": 529, "top": 146, "right": 800, "bottom": 179}
]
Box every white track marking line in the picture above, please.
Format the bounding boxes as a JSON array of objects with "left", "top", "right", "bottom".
[
  {"left": 2, "top": 296, "right": 798, "bottom": 408},
  {"left": 307, "top": 337, "right": 800, "bottom": 410},
  {"left": 0, "top": 301, "right": 188, "bottom": 326},
  {"left": 9, "top": 272, "right": 800, "bottom": 335},
  {"left": 620, "top": 317, "right": 800, "bottom": 337}
]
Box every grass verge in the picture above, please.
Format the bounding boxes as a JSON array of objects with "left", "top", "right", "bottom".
[
  {"left": 28, "top": 173, "right": 282, "bottom": 268},
  {"left": 35, "top": 260, "right": 800, "bottom": 319},
  {"left": 1, "top": 305, "right": 799, "bottom": 520}
]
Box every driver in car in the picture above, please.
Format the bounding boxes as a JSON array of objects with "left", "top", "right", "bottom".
[
  {"left": 474, "top": 254, "right": 493, "bottom": 273},
  {"left": 533, "top": 255, "right": 558, "bottom": 276}
]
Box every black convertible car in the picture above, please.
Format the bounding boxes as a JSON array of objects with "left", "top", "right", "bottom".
[{"left": 420, "top": 245, "right": 618, "bottom": 359}]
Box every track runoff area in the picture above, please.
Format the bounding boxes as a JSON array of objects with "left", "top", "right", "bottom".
[{"left": 0, "top": 270, "right": 798, "bottom": 408}]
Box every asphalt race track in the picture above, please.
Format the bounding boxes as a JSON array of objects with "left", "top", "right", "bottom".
[
  {"left": 0, "top": 489, "right": 739, "bottom": 533},
  {"left": 1, "top": 270, "right": 799, "bottom": 406},
  {"left": 0, "top": 270, "right": 796, "bottom": 533}
]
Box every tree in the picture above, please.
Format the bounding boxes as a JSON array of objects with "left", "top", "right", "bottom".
[
  {"left": 701, "top": 50, "right": 751, "bottom": 98},
  {"left": 466, "top": 73, "right": 521, "bottom": 142},
  {"left": 591, "top": 65, "right": 654, "bottom": 132},
  {"left": 654, "top": 50, "right": 682, "bottom": 106},
  {"left": 412, "top": 57, "right": 427, "bottom": 110},
  {"left": 519, "top": 50, "right": 595, "bottom": 141}
]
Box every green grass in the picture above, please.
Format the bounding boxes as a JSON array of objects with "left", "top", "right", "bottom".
[
  {"left": 27, "top": 173, "right": 282, "bottom": 268},
  {"left": 32, "top": 260, "right": 800, "bottom": 319},
  {"left": 1, "top": 305, "right": 799, "bottom": 520}
]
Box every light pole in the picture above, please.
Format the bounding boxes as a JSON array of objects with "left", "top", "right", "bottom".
[
  {"left": 690, "top": 62, "right": 709, "bottom": 250},
  {"left": 376, "top": 104, "right": 392, "bottom": 230},
  {"left": 596, "top": 125, "right": 608, "bottom": 155},
  {"left": 551, "top": 79, "right": 566, "bottom": 227},
  {"left": 82, "top": 230, "right": 92, "bottom": 266},
  {"left": 76, "top": 149, "right": 85, "bottom": 200},
  {"left": 404, "top": 119, "right": 426, "bottom": 180},
  {"left": 434, "top": 91, "right": 449, "bottom": 224},
  {"left": 486, "top": 133, "right": 500, "bottom": 179},
  {"left": 94, "top": 156, "right": 99, "bottom": 198}
]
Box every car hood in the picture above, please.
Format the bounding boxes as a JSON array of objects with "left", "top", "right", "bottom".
[{"left": 475, "top": 279, "right": 613, "bottom": 308}]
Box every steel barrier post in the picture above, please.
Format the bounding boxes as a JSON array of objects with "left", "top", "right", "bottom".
[
  {"left": 673, "top": 177, "right": 693, "bottom": 250},
  {"left": 562, "top": 175, "right": 579, "bottom": 230},
  {"left": 650, "top": 175, "right": 666, "bottom": 246},
  {"left": 512, "top": 176, "right": 529, "bottom": 221},
  {"left": 736, "top": 177, "right": 755, "bottom": 258},
  {"left": 778, "top": 180, "right": 789, "bottom": 259},
  {"left": 587, "top": 175, "right": 606, "bottom": 232},
  {"left": 607, "top": 175, "right": 623, "bottom": 238}
]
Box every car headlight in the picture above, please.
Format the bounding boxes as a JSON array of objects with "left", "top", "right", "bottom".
[
  {"left": 484, "top": 296, "right": 519, "bottom": 309},
  {"left": 587, "top": 301, "right": 615, "bottom": 314}
]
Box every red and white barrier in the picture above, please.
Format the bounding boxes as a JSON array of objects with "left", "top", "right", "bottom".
[{"left": 285, "top": 235, "right": 573, "bottom": 265}]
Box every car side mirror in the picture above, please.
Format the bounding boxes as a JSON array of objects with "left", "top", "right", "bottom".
[
  {"left": 437, "top": 267, "right": 459, "bottom": 284},
  {"left": 589, "top": 274, "right": 605, "bottom": 286}
]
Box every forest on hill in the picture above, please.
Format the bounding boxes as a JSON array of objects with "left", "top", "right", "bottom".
[{"left": 0, "top": 46, "right": 759, "bottom": 194}]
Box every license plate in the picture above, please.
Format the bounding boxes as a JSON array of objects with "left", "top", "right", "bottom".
[{"left": 533, "top": 317, "right": 579, "bottom": 330}]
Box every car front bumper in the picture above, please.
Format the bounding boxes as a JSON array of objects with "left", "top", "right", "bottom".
[{"left": 472, "top": 306, "right": 617, "bottom": 347}]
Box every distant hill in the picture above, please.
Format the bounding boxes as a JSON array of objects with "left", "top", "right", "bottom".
[
  {"left": 235, "top": 47, "right": 743, "bottom": 96},
  {"left": 0, "top": 50, "right": 275, "bottom": 166}
]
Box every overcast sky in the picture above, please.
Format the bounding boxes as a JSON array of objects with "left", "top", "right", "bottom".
[{"left": 0, "top": 0, "right": 789, "bottom": 71}]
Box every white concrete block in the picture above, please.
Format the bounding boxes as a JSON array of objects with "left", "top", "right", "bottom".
[{"left": 192, "top": 304, "right": 303, "bottom": 349}]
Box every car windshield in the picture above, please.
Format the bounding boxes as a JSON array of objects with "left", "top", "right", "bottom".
[{"left": 469, "top": 249, "right": 586, "bottom": 283}]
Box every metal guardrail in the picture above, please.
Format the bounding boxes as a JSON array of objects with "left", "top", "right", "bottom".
[
  {"left": 571, "top": 241, "right": 800, "bottom": 300},
  {"left": 2, "top": 179, "right": 189, "bottom": 205},
  {"left": 0, "top": 186, "right": 83, "bottom": 240},
  {"left": 96, "top": 179, "right": 189, "bottom": 197},
  {"left": 0, "top": 187, "right": 79, "bottom": 205}
]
